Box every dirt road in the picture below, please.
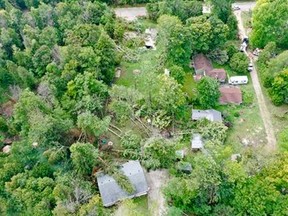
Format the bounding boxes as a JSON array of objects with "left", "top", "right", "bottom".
[
  {"left": 114, "top": 7, "right": 147, "bottom": 21},
  {"left": 234, "top": 11, "right": 277, "bottom": 150},
  {"left": 146, "top": 170, "right": 169, "bottom": 216}
]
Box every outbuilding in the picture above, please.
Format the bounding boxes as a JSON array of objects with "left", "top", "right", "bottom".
[
  {"left": 192, "top": 109, "right": 222, "bottom": 122},
  {"left": 191, "top": 133, "right": 204, "bottom": 151}
]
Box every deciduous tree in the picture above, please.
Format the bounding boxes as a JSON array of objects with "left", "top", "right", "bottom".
[{"left": 197, "top": 77, "right": 220, "bottom": 109}]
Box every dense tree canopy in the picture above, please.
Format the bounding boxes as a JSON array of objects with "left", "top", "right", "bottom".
[
  {"left": 196, "top": 77, "right": 220, "bottom": 109},
  {"left": 251, "top": 0, "right": 288, "bottom": 48},
  {"left": 0, "top": 0, "right": 287, "bottom": 215}
]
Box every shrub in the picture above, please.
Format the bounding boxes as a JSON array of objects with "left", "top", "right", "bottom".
[{"left": 229, "top": 52, "right": 249, "bottom": 74}]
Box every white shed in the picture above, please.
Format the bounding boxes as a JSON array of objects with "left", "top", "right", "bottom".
[{"left": 191, "top": 134, "right": 204, "bottom": 150}]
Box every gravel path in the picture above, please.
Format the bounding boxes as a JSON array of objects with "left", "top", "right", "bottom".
[
  {"left": 146, "top": 170, "right": 169, "bottom": 216},
  {"left": 234, "top": 10, "right": 277, "bottom": 150}
]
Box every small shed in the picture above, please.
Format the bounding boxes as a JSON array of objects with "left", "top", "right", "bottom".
[
  {"left": 175, "top": 150, "right": 185, "bottom": 160},
  {"left": 192, "top": 109, "right": 222, "bottom": 122},
  {"left": 191, "top": 134, "right": 204, "bottom": 150},
  {"left": 97, "top": 160, "right": 149, "bottom": 207},
  {"left": 176, "top": 161, "right": 192, "bottom": 174}
]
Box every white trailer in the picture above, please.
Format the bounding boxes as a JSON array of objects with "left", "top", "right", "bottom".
[{"left": 228, "top": 76, "right": 248, "bottom": 85}]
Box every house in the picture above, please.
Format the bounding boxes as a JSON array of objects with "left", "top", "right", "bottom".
[
  {"left": 193, "top": 54, "right": 213, "bottom": 76},
  {"left": 219, "top": 86, "right": 243, "bottom": 105},
  {"left": 97, "top": 160, "right": 149, "bottom": 207},
  {"left": 191, "top": 133, "right": 204, "bottom": 150},
  {"left": 206, "top": 68, "right": 227, "bottom": 83},
  {"left": 192, "top": 109, "right": 222, "bottom": 122},
  {"left": 193, "top": 54, "right": 227, "bottom": 82}
]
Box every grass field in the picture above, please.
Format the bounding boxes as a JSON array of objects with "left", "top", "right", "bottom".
[
  {"left": 182, "top": 73, "right": 197, "bottom": 100},
  {"left": 116, "top": 49, "right": 160, "bottom": 87},
  {"left": 113, "top": 196, "right": 149, "bottom": 216}
]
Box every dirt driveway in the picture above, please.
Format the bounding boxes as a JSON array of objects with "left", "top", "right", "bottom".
[
  {"left": 234, "top": 10, "right": 277, "bottom": 150},
  {"left": 114, "top": 7, "right": 147, "bottom": 21},
  {"left": 146, "top": 170, "right": 169, "bottom": 216}
]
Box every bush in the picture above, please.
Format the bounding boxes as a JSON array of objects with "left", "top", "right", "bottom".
[
  {"left": 242, "top": 89, "right": 254, "bottom": 105},
  {"left": 229, "top": 52, "right": 249, "bottom": 74},
  {"left": 142, "top": 137, "right": 176, "bottom": 170},
  {"left": 207, "top": 49, "right": 229, "bottom": 65},
  {"left": 0, "top": 117, "right": 8, "bottom": 133},
  {"left": 169, "top": 65, "right": 185, "bottom": 84},
  {"left": 224, "top": 42, "right": 238, "bottom": 59}
]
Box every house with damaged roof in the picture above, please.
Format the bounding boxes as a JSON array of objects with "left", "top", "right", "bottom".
[
  {"left": 96, "top": 160, "right": 149, "bottom": 207},
  {"left": 192, "top": 54, "right": 227, "bottom": 82}
]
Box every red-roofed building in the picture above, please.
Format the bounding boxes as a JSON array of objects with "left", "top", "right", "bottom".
[
  {"left": 207, "top": 68, "right": 227, "bottom": 83},
  {"left": 219, "top": 86, "right": 242, "bottom": 105}
]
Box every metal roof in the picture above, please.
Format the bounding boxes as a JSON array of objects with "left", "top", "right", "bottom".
[
  {"left": 191, "top": 133, "right": 204, "bottom": 149},
  {"left": 192, "top": 109, "right": 222, "bottom": 122},
  {"left": 97, "top": 160, "right": 149, "bottom": 207}
]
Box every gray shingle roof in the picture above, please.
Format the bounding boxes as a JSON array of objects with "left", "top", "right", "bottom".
[
  {"left": 97, "top": 160, "right": 149, "bottom": 207},
  {"left": 192, "top": 109, "right": 222, "bottom": 122}
]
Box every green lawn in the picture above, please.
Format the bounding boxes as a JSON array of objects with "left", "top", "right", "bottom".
[
  {"left": 116, "top": 49, "right": 160, "bottom": 87},
  {"left": 182, "top": 73, "right": 197, "bottom": 100},
  {"left": 217, "top": 75, "right": 266, "bottom": 151},
  {"left": 113, "top": 196, "right": 149, "bottom": 216}
]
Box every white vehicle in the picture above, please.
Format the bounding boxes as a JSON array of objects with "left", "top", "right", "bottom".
[
  {"left": 233, "top": 6, "right": 240, "bottom": 11},
  {"left": 228, "top": 76, "right": 248, "bottom": 85},
  {"left": 248, "top": 62, "right": 253, "bottom": 72},
  {"left": 240, "top": 42, "right": 247, "bottom": 52}
]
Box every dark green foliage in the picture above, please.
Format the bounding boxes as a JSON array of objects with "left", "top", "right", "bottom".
[
  {"left": 207, "top": 49, "right": 229, "bottom": 65},
  {"left": 188, "top": 15, "right": 229, "bottom": 53},
  {"left": 158, "top": 15, "right": 192, "bottom": 68},
  {"left": 224, "top": 41, "right": 238, "bottom": 59},
  {"left": 197, "top": 77, "right": 220, "bottom": 109},
  {"left": 147, "top": 0, "right": 202, "bottom": 22},
  {"left": 229, "top": 52, "right": 249, "bottom": 74},
  {"left": 226, "top": 14, "right": 238, "bottom": 39},
  {"left": 96, "top": 31, "right": 117, "bottom": 84},
  {"left": 70, "top": 143, "right": 99, "bottom": 176},
  {"left": 258, "top": 49, "right": 288, "bottom": 105},
  {"left": 112, "top": 170, "right": 135, "bottom": 194},
  {"left": 211, "top": 0, "right": 234, "bottom": 23},
  {"left": 120, "top": 131, "right": 141, "bottom": 159},
  {"left": 251, "top": 0, "right": 288, "bottom": 48},
  {"left": 142, "top": 137, "right": 176, "bottom": 170},
  {"left": 269, "top": 69, "right": 288, "bottom": 105},
  {"left": 169, "top": 65, "right": 186, "bottom": 84}
]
